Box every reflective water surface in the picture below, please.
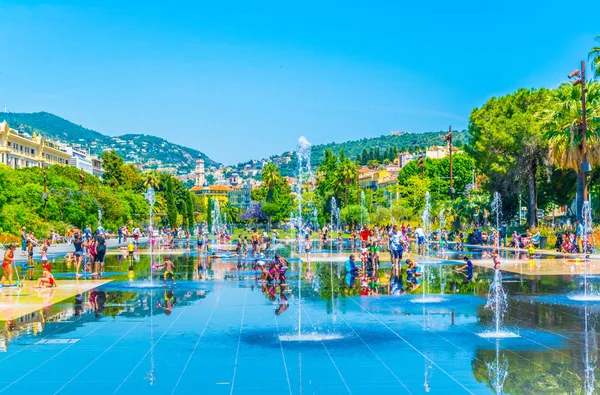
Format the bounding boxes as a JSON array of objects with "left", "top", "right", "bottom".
[{"left": 0, "top": 243, "right": 598, "bottom": 394}]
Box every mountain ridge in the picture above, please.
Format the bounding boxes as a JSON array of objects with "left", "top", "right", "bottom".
[{"left": 0, "top": 112, "right": 219, "bottom": 171}]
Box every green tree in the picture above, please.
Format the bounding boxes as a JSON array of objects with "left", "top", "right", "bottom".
[
  {"left": 164, "top": 178, "right": 178, "bottom": 227},
  {"left": 541, "top": 81, "right": 600, "bottom": 219},
  {"left": 142, "top": 171, "right": 160, "bottom": 190},
  {"left": 261, "top": 163, "right": 280, "bottom": 202},
  {"left": 100, "top": 150, "right": 125, "bottom": 186},
  {"left": 468, "top": 88, "right": 549, "bottom": 227}
]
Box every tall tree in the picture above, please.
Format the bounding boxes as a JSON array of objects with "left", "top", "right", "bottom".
[
  {"left": 468, "top": 88, "right": 549, "bottom": 227},
  {"left": 164, "top": 177, "right": 178, "bottom": 227},
  {"left": 261, "top": 163, "right": 280, "bottom": 202},
  {"left": 142, "top": 171, "right": 160, "bottom": 190},
  {"left": 100, "top": 150, "right": 124, "bottom": 186},
  {"left": 541, "top": 81, "right": 600, "bottom": 219}
]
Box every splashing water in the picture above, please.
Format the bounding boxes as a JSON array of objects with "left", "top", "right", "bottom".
[
  {"left": 491, "top": 192, "right": 502, "bottom": 232},
  {"left": 570, "top": 202, "right": 600, "bottom": 301},
  {"left": 478, "top": 269, "right": 519, "bottom": 338},
  {"left": 290, "top": 136, "right": 316, "bottom": 340}
]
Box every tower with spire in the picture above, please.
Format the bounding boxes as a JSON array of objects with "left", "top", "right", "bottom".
[{"left": 194, "top": 154, "right": 205, "bottom": 187}]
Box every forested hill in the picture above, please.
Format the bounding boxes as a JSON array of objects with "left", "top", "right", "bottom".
[
  {"left": 235, "top": 129, "right": 469, "bottom": 177},
  {"left": 0, "top": 112, "right": 219, "bottom": 171},
  {"left": 312, "top": 130, "right": 468, "bottom": 163}
]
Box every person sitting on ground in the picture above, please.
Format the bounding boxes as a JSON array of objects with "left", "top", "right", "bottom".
[
  {"left": 530, "top": 228, "right": 541, "bottom": 246},
  {"left": 35, "top": 263, "right": 56, "bottom": 288}
]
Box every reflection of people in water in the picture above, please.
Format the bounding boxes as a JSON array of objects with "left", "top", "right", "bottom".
[
  {"left": 128, "top": 262, "right": 135, "bottom": 281},
  {"left": 90, "top": 290, "right": 107, "bottom": 319},
  {"left": 157, "top": 290, "right": 177, "bottom": 316},
  {"left": 74, "top": 293, "right": 84, "bottom": 317},
  {"left": 455, "top": 257, "right": 473, "bottom": 284},
  {"left": 405, "top": 259, "right": 422, "bottom": 291},
  {"left": 388, "top": 266, "right": 405, "bottom": 295},
  {"left": 275, "top": 293, "right": 288, "bottom": 316}
]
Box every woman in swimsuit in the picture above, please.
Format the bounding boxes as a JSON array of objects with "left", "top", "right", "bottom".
[{"left": 2, "top": 244, "right": 16, "bottom": 285}]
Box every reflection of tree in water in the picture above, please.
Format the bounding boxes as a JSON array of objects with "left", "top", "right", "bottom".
[
  {"left": 473, "top": 346, "right": 584, "bottom": 393},
  {"left": 583, "top": 306, "right": 597, "bottom": 395},
  {"left": 486, "top": 340, "right": 508, "bottom": 395}
]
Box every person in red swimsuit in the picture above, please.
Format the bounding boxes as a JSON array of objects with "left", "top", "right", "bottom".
[
  {"left": 35, "top": 263, "right": 56, "bottom": 288},
  {"left": 1, "top": 244, "right": 16, "bottom": 285}
]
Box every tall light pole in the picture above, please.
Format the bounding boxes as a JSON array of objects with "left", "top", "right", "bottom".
[
  {"left": 568, "top": 61, "right": 590, "bottom": 216},
  {"left": 42, "top": 166, "right": 48, "bottom": 222},
  {"left": 443, "top": 126, "right": 454, "bottom": 196}
]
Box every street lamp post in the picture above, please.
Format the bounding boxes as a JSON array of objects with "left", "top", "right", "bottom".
[
  {"left": 568, "top": 61, "right": 590, "bottom": 212},
  {"left": 42, "top": 166, "right": 48, "bottom": 222},
  {"left": 443, "top": 126, "right": 454, "bottom": 196}
]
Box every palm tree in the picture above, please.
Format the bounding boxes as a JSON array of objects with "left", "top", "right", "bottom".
[
  {"left": 590, "top": 34, "right": 600, "bottom": 78},
  {"left": 142, "top": 171, "right": 160, "bottom": 191},
  {"left": 542, "top": 81, "right": 600, "bottom": 219},
  {"left": 261, "top": 163, "right": 280, "bottom": 202},
  {"left": 337, "top": 159, "right": 358, "bottom": 206}
]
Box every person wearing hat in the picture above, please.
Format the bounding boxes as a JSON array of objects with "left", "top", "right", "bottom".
[
  {"left": 345, "top": 254, "right": 359, "bottom": 274},
  {"left": 1, "top": 244, "right": 16, "bottom": 285}
]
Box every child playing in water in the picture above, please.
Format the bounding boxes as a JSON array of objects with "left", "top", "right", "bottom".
[
  {"left": 163, "top": 256, "right": 176, "bottom": 286},
  {"left": 492, "top": 251, "right": 501, "bottom": 269},
  {"left": 35, "top": 264, "right": 56, "bottom": 288},
  {"left": 26, "top": 238, "right": 35, "bottom": 280}
]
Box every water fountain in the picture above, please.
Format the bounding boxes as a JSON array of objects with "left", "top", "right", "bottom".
[
  {"left": 569, "top": 201, "right": 600, "bottom": 301},
  {"left": 144, "top": 187, "right": 156, "bottom": 286},
  {"left": 421, "top": 191, "right": 431, "bottom": 254},
  {"left": 279, "top": 137, "right": 341, "bottom": 342},
  {"left": 412, "top": 192, "right": 443, "bottom": 303},
  {"left": 329, "top": 197, "right": 337, "bottom": 257},
  {"left": 478, "top": 268, "right": 519, "bottom": 338},
  {"left": 491, "top": 192, "right": 502, "bottom": 246},
  {"left": 487, "top": 340, "right": 508, "bottom": 395},
  {"left": 478, "top": 192, "right": 518, "bottom": 337}
]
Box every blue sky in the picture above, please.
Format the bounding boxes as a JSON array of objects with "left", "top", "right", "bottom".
[{"left": 1, "top": 0, "right": 599, "bottom": 164}]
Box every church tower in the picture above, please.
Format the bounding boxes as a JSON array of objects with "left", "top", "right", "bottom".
[{"left": 195, "top": 154, "right": 205, "bottom": 187}]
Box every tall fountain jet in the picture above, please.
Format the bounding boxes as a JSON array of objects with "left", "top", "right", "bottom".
[{"left": 478, "top": 192, "right": 518, "bottom": 338}]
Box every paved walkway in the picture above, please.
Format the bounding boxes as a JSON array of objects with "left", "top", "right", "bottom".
[{"left": 0, "top": 279, "right": 111, "bottom": 321}]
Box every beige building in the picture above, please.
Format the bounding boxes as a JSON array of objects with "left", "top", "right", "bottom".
[
  {"left": 0, "top": 121, "right": 71, "bottom": 168},
  {"left": 425, "top": 145, "right": 461, "bottom": 160}
]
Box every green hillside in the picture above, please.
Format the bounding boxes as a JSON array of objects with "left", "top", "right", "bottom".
[
  {"left": 0, "top": 112, "right": 219, "bottom": 170},
  {"left": 240, "top": 130, "right": 468, "bottom": 176}
]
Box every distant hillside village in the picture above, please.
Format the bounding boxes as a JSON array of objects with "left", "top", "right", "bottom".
[
  {"left": 1, "top": 115, "right": 462, "bottom": 212},
  {"left": 184, "top": 139, "right": 462, "bottom": 211},
  {"left": 0, "top": 120, "right": 104, "bottom": 177}
]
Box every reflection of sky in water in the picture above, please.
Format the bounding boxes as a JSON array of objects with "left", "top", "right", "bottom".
[{"left": 0, "top": 247, "right": 597, "bottom": 394}]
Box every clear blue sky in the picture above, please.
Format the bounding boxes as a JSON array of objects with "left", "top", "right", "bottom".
[{"left": 1, "top": 0, "right": 599, "bottom": 164}]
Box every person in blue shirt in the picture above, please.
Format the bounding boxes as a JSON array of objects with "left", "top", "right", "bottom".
[
  {"left": 455, "top": 256, "right": 473, "bottom": 284},
  {"left": 345, "top": 254, "right": 359, "bottom": 274}
]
